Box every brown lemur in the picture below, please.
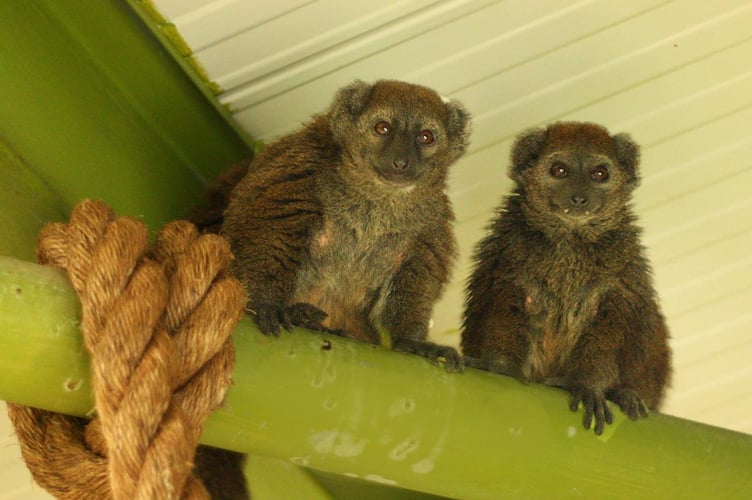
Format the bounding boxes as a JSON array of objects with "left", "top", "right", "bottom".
[
  {"left": 189, "top": 81, "right": 468, "bottom": 498},
  {"left": 462, "top": 122, "right": 671, "bottom": 434},
  {"left": 222, "top": 79, "right": 471, "bottom": 372}
]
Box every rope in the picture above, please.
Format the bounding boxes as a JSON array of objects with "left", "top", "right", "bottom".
[{"left": 7, "top": 199, "right": 246, "bottom": 499}]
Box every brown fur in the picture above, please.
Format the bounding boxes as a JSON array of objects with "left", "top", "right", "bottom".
[
  {"left": 462, "top": 122, "right": 671, "bottom": 434},
  {"left": 222, "top": 80, "right": 471, "bottom": 370},
  {"left": 193, "top": 446, "right": 249, "bottom": 499},
  {"left": 189, "top": 160, "right": 251, "bottom": 234}
]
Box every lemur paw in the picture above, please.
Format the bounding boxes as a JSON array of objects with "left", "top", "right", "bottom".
[
  {"left": 569, "top": 384, "right": 613, "bottom": 436},
  {"left": 286, "top": 302, "right": 330, "bottom": 332},
  {"left": 248, "top": 302, "right": 330, "bottom": 336},
  {"left": 608, "top": 387, "right": 649, "bottom": 420},
  {"left": 393, "top": 338, "right": 464, "bottom": 373}
]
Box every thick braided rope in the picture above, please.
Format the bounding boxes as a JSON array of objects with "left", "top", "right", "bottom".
[{"left": 8, "top": 199, "right": 245, "bottom": 499}]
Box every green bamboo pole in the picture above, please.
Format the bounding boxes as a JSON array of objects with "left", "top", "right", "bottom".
[{"left": 1, "top": 256, "right": 751, "bottom": 499}]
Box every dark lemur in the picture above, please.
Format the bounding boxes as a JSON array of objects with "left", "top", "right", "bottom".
[
  {"left": 222, "top": 79, "right": 471, "bottom": 371},
  {"left": 191, "top": 80, "right": 468, "bottom": 499},
  {"left": 462, "top": 122, "right": 671, "bottom": 435}
]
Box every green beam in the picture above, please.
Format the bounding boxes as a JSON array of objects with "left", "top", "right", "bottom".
[
  {"left": 0, "top": 139, "right": 68, "bottom": 261},
  {"left": 0, "top": 1, "right": 249, "bottom": 232},
  {"left": 2, "top": 256, "right": 751, "bottom": 499}
]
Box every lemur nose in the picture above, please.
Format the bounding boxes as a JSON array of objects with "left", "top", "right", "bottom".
[
  {"left": 570, "top": 195, "right": 588, "bottom": 207},
  {"left": 393, "top": 159, "right": 409, "bottom": 171}
]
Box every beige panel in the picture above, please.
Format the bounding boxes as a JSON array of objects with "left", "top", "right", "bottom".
[
  {"left": 461, "top": 0, "right": 752, "bottom": 150},
  {"left": 202, "top": 0, "right": 440, "bottom": 89},
  {"left": 173, "top": 0, "right": 312, "bottom": 51},
  {"left": 220, "top": 0, "right": 497, "bottom": 114},
  {"left": 0, "top": 403, "right": 54, "bottom": 499}
]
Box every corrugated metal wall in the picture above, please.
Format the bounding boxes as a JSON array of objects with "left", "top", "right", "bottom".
[{"left": 155, "top": 0, "right": 752, "bottom": 435}]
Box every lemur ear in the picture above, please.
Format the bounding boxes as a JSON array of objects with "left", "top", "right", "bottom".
[
  {"left": 443, "top": 98, "right": 472, "bottom": 163},
  {"left": 328, "top": 80, "right": 373, "bottom": 142},
  {"left": 613, "top": 132, "right": 641, "bottom": 186},
  {"left": 510, "top": 127, "right": 547, "bottom": 181}
]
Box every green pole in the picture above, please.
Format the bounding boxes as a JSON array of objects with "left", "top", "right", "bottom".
[{"left": 1, "top": 256, "right": 751, "bottom": 499}]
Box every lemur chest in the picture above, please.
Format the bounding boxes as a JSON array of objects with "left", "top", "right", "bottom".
[
  {"left": 520, "top": 261, "right": 611, "bottom": 380},
  {"left": 293, "top": 219, "right": 408, "bottom": 310}
]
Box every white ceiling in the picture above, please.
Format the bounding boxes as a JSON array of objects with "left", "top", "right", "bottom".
[
  {"left": 153, "top": 0, "right": 752, "bottom": 433},
  {"left": 4, "top": 1, "right": 751, "bottom": 497}
]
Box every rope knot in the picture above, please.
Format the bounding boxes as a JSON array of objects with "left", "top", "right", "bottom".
[{"left": 8, "top": 199, "right": 246, "bottom": 499}]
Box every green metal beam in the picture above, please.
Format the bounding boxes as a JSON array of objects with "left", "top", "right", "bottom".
[
  {"left": 0, "top": 1, "right": 250, "bottom": 232},
  {"left": 2, "top": 255, "right": 751, "bottom": 499}
]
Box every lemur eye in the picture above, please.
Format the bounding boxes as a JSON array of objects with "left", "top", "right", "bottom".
[
  {"left": 549, "top": 162, "right": 568, "bottom": 178},
  {"left": 374, "top": 121, "right": 391, "bottom": 136},
  {"left": 591, "top": 164, "right": 610, "bottom": 182},
  {"left": 418, "top": 130, "right": 434, "bottom": 145}
]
